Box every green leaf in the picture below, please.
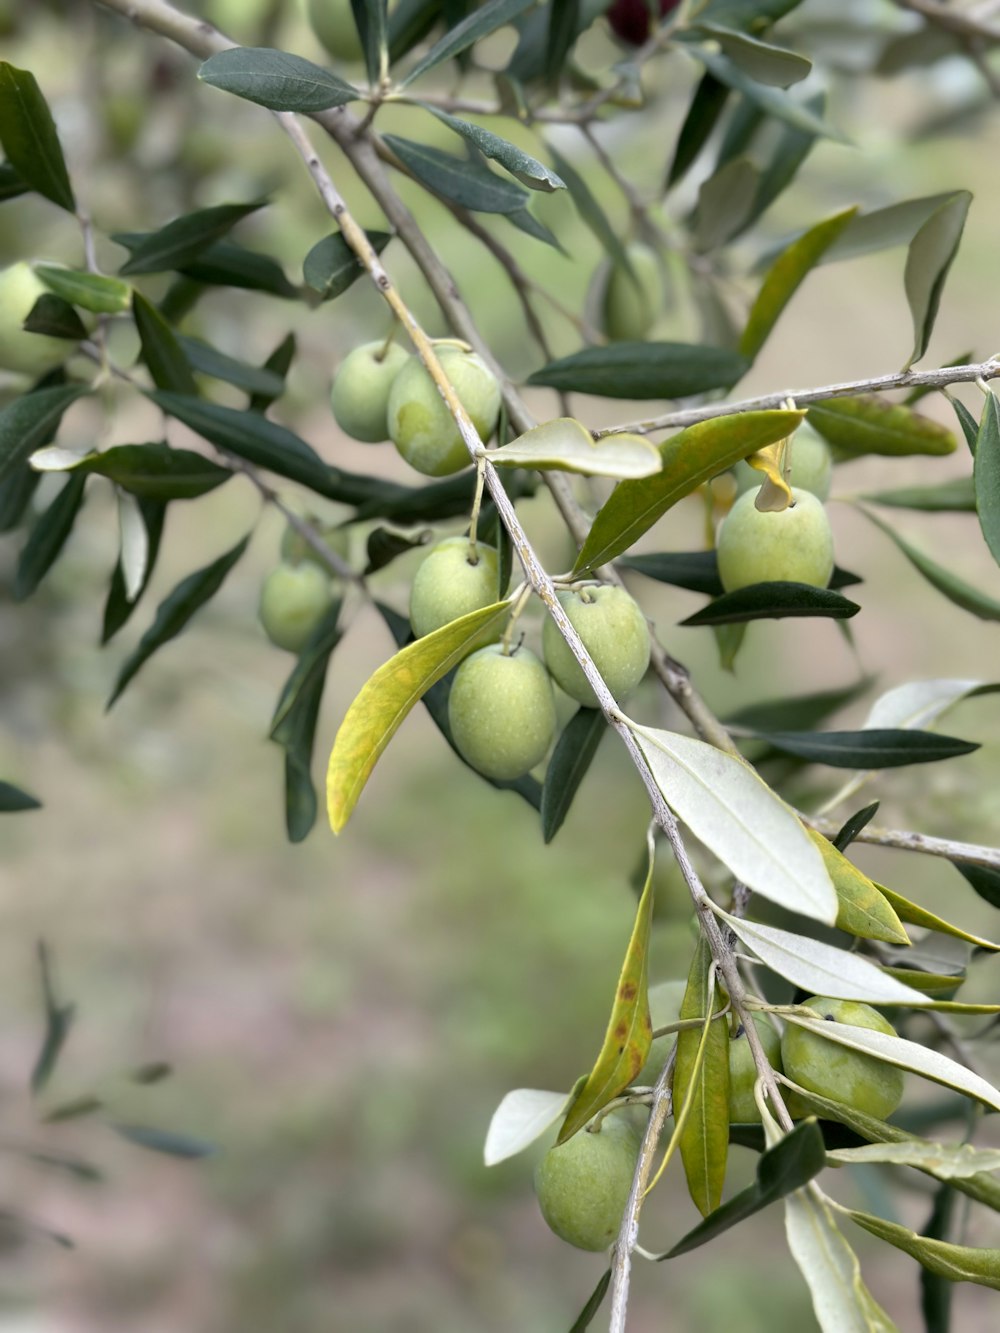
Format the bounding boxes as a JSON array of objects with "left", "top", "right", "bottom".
[
  {"left": 629, "top": 724, "right": 837, "bottom": 923},
  {"left": 401, "top": 0, "right": 535, "bottom": 86},
  {"left": 974, "top": 392, "right": 1000, "bottom": 570},
  {"left": 810, "top": 396, "right": 958, "bottom": 457},
  {"left": 860, "top": 506, "right": 1000, "bottom": 621},
  {"left": 695, "top": 0, "right": 807, "bottom": 31},
  {"left": 541, "top": 708, "right": 606, "bottom": 844},
  {"left": 388, "top": 0, "right": 443, "bottom": 61},
  {"left": 0, "top": 781, "right": 41, "bottom": 812},
  {"left": 178, "top": 336, "right": 285, "bottom": 398},
  {"left": 302, "top": 230, "right": 392, "bottom": 301},
  {"left": 747, "top": 728, "right": 978, "bottom": 769},
  {"left": 493, "top": 419, "right": 661, "bottom": 478},
  {"left": 115, "top": 200, "right": 266, "bottom": 276},
  {"left": 952, "top": 860, "right": 1000, "bottom": 910},
  {"left": 879, "top": 968, "right": 962, "bottom": 1000},
  {"left": 352, "top": 0, "right": 387, "bottom": 84},
  {"left": 829, "top": 1141, "right": 1000, "bottom": 1180},
  {"left": 664, "top": 1119, "right": 826, "bottom": 1257},
  {"left": 950, "top": 395, "right": 979, "bottom": 453},
  {"left": 107, "top": 534, "right": 251, "bottom": 708},
  {"left": 102, "top": 498, "right": 165, "bottom": 643},
  {"left": 484, "top": 1086, "right": 573, "bottom": 1167},
  {"left": 727, "top": 679, "right": 874, "bottom": 736},
  {"left": 132, "top": 293, "right": 198, "bottom": 394},
  {"left": 363, "top": 526, "right": 430, "bottom": 575},
  {"left": 0, "top": 384, "right": 87, "bottom": 485},
  {"left": 574, "top": 410, "right": 802, "bottom": 572},
  {"left": 558, "top": 855, "right": 653, "bottom": 1142},
  {"left": 846, "top": 1208, "right": 1000, "bottom": 1291},
  {"left": 197, "top": 48, "right": 359, "bottom": 112},
  {"left": 875, "top": 884, "right": 999, "bottom": 953},
  {"left": 180, "top": 241, "right": 299, "bottom": 299},
  {"left": 0, "top": 457, "right": 41, "bottom": 531},
  {"left": 680, "top": 582, "right": 860, "bottom": 627},
  {"left": 904, "top": 191, "right": 971, "bottom": 368},
  {"left": 30, "top": 943, "right": 73, "bottom": 1095},
  {"left": 667, "top": 72, "right": 729, "bottom": 189},
  {"left": 832, "top": 800, "right": 881, "bottom": 851},
  {"left": 686, "top": 47, "right": 844, "bottom": 142},
  {"left": 0, "top": 158, "right": 27, "bottom": 201},
  {"left": 428, "top": 107, "right": 563, "bottom": 191},
  {"left": 327, "top": 600, "right": 512, "bottom": 832},
  {"left": 32, "top": 441, "right": 231, "bottom": 501},
  {"left": 721, "top": 914, "right": 926, "bottom": 1003},
  {"left": 567, "top": 1268, "right": 612, "bottom": 1333},
  {"left": 740, "top": 207, "right": 857, "bottom": 361},
  {"left": 621, "top": 550, "right": 724, "bottom": 595},
  {"left": 546, "top": 141, "right": 636, "bottom": 276},
  {"left": 806, "top": 831, "right": 910, "bottom": 946},
  {"left": 251, "top": 333, "right": 297, "bottom": 413},
  {"left": 14, "top": 473, "right": 87, "bottom": 601},
  {"left": 674, "top": 938, "right": 729, "bottom": 1217},
  {"left": 384, "top": 134, "right": 528, "bottom": 213},
  {"left": 545, "top": 0, "right": 581, "bottom": 86},
  {"left": 528, "top": 342, "right": 750, "bottom": 400},
  {"left": 34, "top": 265, "right": 129, "bottom": 315},
  {"left": 920, "top": 1184, "right": 957, "bottom": 1333},
  {"left": 504, "top": 205, "right": 566, "bottom": 251},
  {"left": 0, "top": 63, "right": 75, "bottom": 211},
  {"left": 689, "top": 25, "right": 812, "bottom": 87},
  {"left": 860, "top": 476, "right": 975, "bottom": 512},
  {"left": 692, "top": 157, "right": 760, "bottom": 253},
  {"left": 149, "top": 392, "right": 382, "bottom": 506},
  {"left": 820, "top": 192, "right": 964, "bottom": 267},
  {"left": 112, "top": 1124, "right": 215, "bottom": 1160},
  {"left": 22, "top": 294, "right": 86, "bottom": 341}
]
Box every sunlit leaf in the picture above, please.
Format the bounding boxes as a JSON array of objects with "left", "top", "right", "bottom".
[
  {"left": 903, "top": 191, "right": 971, "bottom": 368},
  {"left": 35, "top": 265, "right": 130, "bottom": 314},
  {"left": 874, "top": 884, "right": 999, "bottom": 953},
  {"left": 808, "top": 396, "right": 956, "bottom": 457},
  {"left": 492, "top": 419, "right": 661, "bottom": 478},
  {"left": 828, "top": 1141, "right": 1000, "bottom": 1179},
  {"left": 528, "top": 342, "right": 750, "bottom": 401},
  {"left": 327, "top": 601, "right": 511, "bottom": 833},
  {"left": 484, "top": 1087, "right": 572, "bottom": 1167},
  {"left": 673, "top": 938, "right": 729, "bottom": 1216},
  {"left": 807, "top": 832, "right": 909, "bottom": 945},
  {"left": 198, "top": 48, "right": 359, "bottom": 111},
  {"left": 0, "top": 63, "right": 75, "bottom": 211}
]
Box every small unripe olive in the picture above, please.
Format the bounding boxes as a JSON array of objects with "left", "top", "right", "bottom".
[
  {"left": 387, "top": 346, "right": 501, "bottom": 477},
  {"left": 728, "top": 1015, "right": 783, "bottom": 1124},
  {"left": 409, "top": 537, "right": 502, "bottom": 638},
  {"left": 635, "top": 979, "right": 687, "bottom": 1086},
  {"left": 330, "top": 340, "right": 411, "bottom": 443},
  {"left": 534, "top": 1112, "right": 641, "bottom": 1251},
  {"left": 542, "top": 586, "right": 650, "bottom": 708},
  {"left": 305, "top": 0, "right": 364, "bottom": 61},
  {"left": 733, "top": 426, "right": 833, "bottom": 502},
  {"left": 601, "top": 242, "right": 661, "bottom": 343},
  {"left": 716, "top": 487, "right": 835, "bottom": 592},
  {"left": 258, "top": 561, "right": 334, "bottom": 653},
  {"left": 781, "top": 997, "right": 905, "bottom": 1121},
  {"left": 0, "top": 262, "right": 75, "bottom": 378},
  {"left": 448, "top": 644, "right": 556, "bottom": 780}
]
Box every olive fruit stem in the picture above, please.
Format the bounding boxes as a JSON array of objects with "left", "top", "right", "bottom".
[
  {"left": 499, "top": 583, "right": 533, "bottom": 656},
  {"left": 374, "top": 320, "right": 400, "bottom": 363},
  {"left": 467, "top": 459, "right": 486, "bottom": 564}
]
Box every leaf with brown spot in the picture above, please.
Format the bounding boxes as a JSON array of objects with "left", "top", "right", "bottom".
[{"left": 557, "top": 845, "right": 654, "bottom": 1142}]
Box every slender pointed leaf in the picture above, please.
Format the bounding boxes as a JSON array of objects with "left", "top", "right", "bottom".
[
  {"left": 178, "top": 336, "right": 285, "bottom": 398},
  {"left": 0, "top": 63, "right": 75, "bottom": 211},
  {"left": 34, "top": 266, "right": 130, "bottom": 314},
  {"left": 527, "top": 341, "right": 750, "bottom": 400},
  {"left": 112, "top": 1124, "right": 215, "bottom": 1159},
  {"left": 250, "top": 333, "right": 297, "bottom": 413},
  {"left": 327, "top": 600, "right": 511, "bottom": 833},
  {"left": 904, "top": 192, "right": 971, "bottom": 369},
  {"left": 860, "top": 506, "right": 1000, "bottom": 620},
  {"left": 546, "top": 141, "right": 635, "bottom": 276},
  {"left": 875, "top": 884, "right": 999, "bottom": 953},
  {"left": 133, "top": 292, "right": 198, "bottom": 394},
  {"left": 14, "top": 473, "right": 87, "bottom": 600},
  {"left": 621, "top": 550, "right": 724, "bottom": 596},
  {"left": 30, "top": 943, "right": 74, "bottom": 1096},
  {"left": 748, "top": 728, "right": 978, "bottom": 769},
  {"left": 302, "top": 229, "right": 391, "bottom": 300},
  {"left": 567, "top": 1268, "right": 612, "bottom": 1332},
  {"left": 828, "top": 1141, "right": 1000, "bottom": 1180},
  {"left": 861, "top": 477, "right": 975, "bottom": 512},
  {"left": 921, "top": 1184, "right": 956, "bottom": 1333},
  {"left": 673, "top": 938, "right": 729, "bottom": 1216},
  {"left": 690, "top": 25, "right": 812, "bottom": 87},
  {"left": 115, "top": 200, "right": 266, "bottom": 276},
  {"left": 0, "top": 782, "right": 41, "bottom": 812},
  {"left": 198, "top": 48, "right": 359, "bottom": 112},
  {"left": 950, "top": 395, "right": 979, "bottom": 453},
  {"left": 428, "top": 108, "right": 563, "bottom": 191},
  {"left": 352, "top": 0, "right": 387, "bottom": 84},
  {"left": 0, "top": 384, "right": 87, "bottom": 484},
  {"left": 102, "top": 498, "right": 165, "bottom": 643},
  {"left": 31, "top": 442, "right": 232, "bottom": 501},
  {"left": 384, "top": 134, "right": 528, "bottom": 213},
  {"left": 833, "top": 801, "right": 881, "bottom": 851},
  {"left": 808, "top": 396, "right": 956, "bottom": 457},
  {"left": 952, "top": 860, "right": 1000, "bottom": 910},
  {"left": 180, "top": 241, "right": 299, "bottom": 299},
  {"left": 22, "top": 294, "right": 86, "bottom": 341},
  {"left": 401, "top": 0, "right": 535, "bottom": 87},
  {"left": 681, "top": 583, "right": 860, "bottom": 626},
  {"left": 0, "top": 159, "right": 27, "bottom": 201},
  {"left": 107, "top": 534, "right": 250, "bottom": 708},
  {"left": 727, "top": 680, "right": 874, "bottom": 736},
  {"left": 974, "top": 391, "right": 1000, "bottom": 569},
  {"left": 686, "top": 47, "right": 844, "bottom": 141},
  {"left": 541, "top": 708, "right": 606, "bottom": 843},
  {"left": 846, "top": 1208, "right": 1000, "bottom": 1291},
  {"left": 667, "top": 72, "right": 729, "bottom": 189}
]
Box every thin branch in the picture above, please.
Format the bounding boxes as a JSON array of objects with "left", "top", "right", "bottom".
[
  {"left": 892, "top": 0, "right": 1000, "bottom": 42},
  {"left": 592, "top": 358, "right": 1000, "bottom": 438},
  {"left": 805, "top": 817, "right": 1000, "bottom": 870}
]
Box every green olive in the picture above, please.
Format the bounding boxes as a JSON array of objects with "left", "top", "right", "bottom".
[
  {"left": 409, "top": 536, "right": 502, "bottom": 638},
  {"left": 534, "top": 1112, "right": 641, "bottom": 1251},
  {"left": 781, "top": 996, "right": 905, "bottom": 1121},
  {"left": 716, "top": 488, "right": 835, "bottom": 592},
  {"left": 258, "top": 562, "right": 334, "bottom": 653},
  {"left": 305, "top": 0, "right": 364, "bottom": 61},
  {"left": 600, "top": 242, "right": 661, "bottom": 342},
  {"left": 0, "top": 263, "right": 75, "bottom": 378},
  {"left": 448, "top": 644, "right": 556, "bottom": 780},
  {"left": 542, "top": 586, "right": 650, "bottom": 707},
  {"left": 728, "top": 1015, "right": 783, "bottom": 1124},
  {"left": 387, "top": 346, "right": 501, "bottom": 477},
  {"left": 330, "top": 340, "right": 411, "bottom": 443}
]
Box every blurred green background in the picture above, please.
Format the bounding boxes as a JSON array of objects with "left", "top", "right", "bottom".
[{"left": 1, "top": 1, "right": 1000, "bottom": 1329}]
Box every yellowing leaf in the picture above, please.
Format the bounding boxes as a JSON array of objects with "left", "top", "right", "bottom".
[
  {"left": 807, "top": 831, "right": 910, "bottom": 945},
  {"left": 673, "top": 938, "right": 729, "bottom": 1217},
  {"left": 558, "top": 847, "right": 654, "bottom": 1142},
  {"left": 847, "top": 1207, "right": 1000, "bottom": 1290},
  {"left": 876, "top": 883, "right": 1000, "bottom": 952},
  {"left": 492, "top": 418, "right": 662, "bottom": 479},
  {"left": 326, "top": 600, "right": 511, "bottom": 833},
  {"left": 745, "top": 439, "right": 792, "bottom": 509}
]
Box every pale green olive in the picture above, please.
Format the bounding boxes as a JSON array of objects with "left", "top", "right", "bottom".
[
  {"left": 542, "top": 585, "right": 650, "bottom": 708},
  {"left": 534, "top": 1112, "right": 641, "bottom": 1251},
  {"left": 733, "top": 425, "right": 833, "bottom": 502},
  {"left": 717, "top": 487, "right": 834, "bottom": 592},
  {"left": 728, "top": 1015, "right": 783, "bottom": 1124},
  {"left": 330, "top": 340, "right": 411, "bottom": 443},
  {"left": 305, "top": 0, "right": 364, "bottom": 61},
  {"left": 258, "top": 561, "right": 334, "bottom": 653},
  {"left": 601, "top": 242, "right": 661, "bottom": 342},
  {"left": 0, "top": 263, "right": 75, "bottom": 378},
  {"left": 448, "top": 644, "right": 556, "bottom": 780},
  {"left": 635, "top": 979, "right": 687, "bottom": 1086},
  {"left": 387, "top": 346, "right": 501, "bottom": 477},
  {"left": 409, "top": 536, "right": 502, "bottom": 638},
  {"left": 781, "top": 996, "right": 904, "bottom": 1121}
]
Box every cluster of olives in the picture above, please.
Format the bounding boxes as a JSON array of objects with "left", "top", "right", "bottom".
[
  {"left": 533, "top": 996, "right": 903, "bottom": 1252},
  {"left": 330, "top": 336, "right": 502, "bottom": 478},
  {"left": 257, "top": 520, "right": 348, "bottom": 653},
  {"left": 716, "top": 425, "right": 837, "bottom": 593},
  {"left": 410, "top": 537, "right": 651, "bottom": 781}
]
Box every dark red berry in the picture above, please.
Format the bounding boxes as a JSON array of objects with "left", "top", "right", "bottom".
[{"left": 606, "top": 0, "right": 679, "bottom": 47}]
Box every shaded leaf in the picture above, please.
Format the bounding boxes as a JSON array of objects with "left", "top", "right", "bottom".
[
  {"left": 904, "top": 192, "right": 971, "bottom": 369},
  {"left": 0, "top": 384, "right": 87, "bottom": 485},
  {"left": 558, "top": 856, "right": 653, "bottom": 1141},
  {"left": 102, "top": 498, "right": 165, "bottom": 643},
  {"left": 689, "top": 25, "right": 811, "bottom": 88},
  {"left": 180, "top": 241, "right": 299, "bottom": 299},
  {"left": 364, "top": 526, "right": 430, "bottom": 575},
  {"left": 663, "top": 1119, "right": 826, "bottom": 1257},
  {"left": 621, "top": 549, "right": 723, "bottom": 596},
  {"left": 250, "top": 332, "right": 296, "bottom": 413},
  {"left": 35, "top": 265, "right": 129, "bottom": 314},
  {"left": 14, "top": 472, "right": 86, "bottom": 600},
  {"left": 178, "top": 336, "right": 285, "bottom": 398},
  {"left": 821, "top": 192, "right": 965, "bottom": 267},
  {"left": 527, "top": 341, "right": 750, "bottom": 400},
  {"left": 484, "top": 1087, "right": 571, "bottom": 1167},
  {"left": 952, "top": 860, "right": 1000, "bottom": 911},
  {"left": 875, "top": 884, "right": 999, "bottom": 954},
  {"left": 808, "top": 396, "right": 956, "bottom": 457},
  {"left": 629, "top": 724, "right": 837, "bottom": 923},
  {"left": 401, "top": 0, "right": 535, "bottom": 86},
  {"left": 573, "top": 409, "right": 802, "bottom": 573},
  {"left": 31, "top": 442, "right": 232, "bottom": 502},
  {"left": 692, "top": 156, "right": 760, "bottom": 253},
  {"left": 0, "top": 781, "right": 41, "bottom": 812},
  {"left": 567, "top": 1267, "right": 612, "bottom": 1333},
  {"left": 746, "top": 728, "right": 978, "bottom": 769},
  {"left": 385, "top": 134, "right": 528, "bottom": 213},
  {"left": 807, "top": 831, "right": 909, "bottom": 945},
  {"left": 112, "top": 1124, "right": 216, "bottom": 1160},
  {"left": 687, "top": 47, "right": 844, "bottom": 141},
  {"left": 673, "top": 937, "right": 729, "bottom": 1216},
  {"left": 388, "top": 0, "right": 444, "bottom": 62},
  {"left": 846, "top": 1208, "right": 1000, "bottom": 1291},
  {"left": 0, "top": 158, "right": 27, "bottom": 201},
  {"left": 30, "top": 943, "right": 74, "bottom": 1096},
  {"left": 727, "top": 679, "right": 874, "bottom": 736},
  {"left": 740, "top": 207, "right": 857, "bottom": 361},
  {"left": 681, "top": 582, "right": 860, "bottom": 627},
  {"left": 921, "top": 1185, "right": 957, "bottom": 1333},
  {"left": 950, "top": 395, "right": 979, "bottom": 453},
  {"left": 132, "top": 292, "right": 198, "bottom": 394},
  {"left": 198, "top": 48, "right": 358, "bottom": 112},
  {"left": 107, "top": 534, "right": 250, "bottom": 708},
  {"left": 493, "top": 418, "right": 661, "bottom": 478},
  {"left": 832, "top": 801, "right": 880, "bottom": 852},
  {"left": 860, "top": 507, "right": 1000, "bottom": 621},
  {"left": 352, "top": 0, "right": 387, "bottom": 84},
  {"left": 0, "top": 458, "right": 41, "bottom": 531},
  {"left": 546, "top": 141, "right": 636, "bottom": 276},
  {"left": 667, "top": 72, "right": 729, "bottom": 189},
  {"left": 302, "top": 230, "right": 392, "bottom": 301},
  {"left": 861, "top": 477, "right": 975, "bottom": 512},
  {"left": 974, "top": 391, "right": 1000, "bottom": 569},
  {"left": 115, "top": 200, "right": 266, "bottom": 276},
  {"left": 0, "top": 63, "right": 74, "bottom": 211},
  {"left": 503, "top": 204, "right": 566, "bottom": 251},
  {"left": 541, "top": 708, "right": 606, "bottom": 843},
  {"left": 428, "top": 108, "right": 563, "bottom": 191},
  {"left": 327, "top": 600, "right": 511, "bottom": 832}
]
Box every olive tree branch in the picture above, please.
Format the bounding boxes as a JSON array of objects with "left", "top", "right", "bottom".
[
  {"left": 592, "top": 358, "right": 1000, "bottom": 438},
  {"left": 891, "top": 0, "right": 1000, "bottom": 43},
  {"left": 804, "top": 817, "right": 1000, "bottom": 870}
]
